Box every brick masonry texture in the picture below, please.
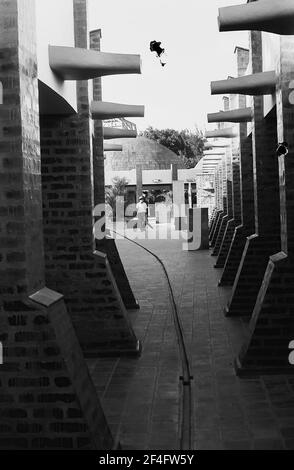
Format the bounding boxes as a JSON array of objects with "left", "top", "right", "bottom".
[
  {"left": 0, "top": 0, "right": 44, "bottom": 298},
  {"left": 0, "top": 292, "right": 114, "bottom": 449},
  {"left": 0, "top": 0, "right": 114, "bottom": 449},
  {"left": 210, "top": 164, "right": 224, "bottom": 246},
  {"left": 220, "top": 132, "right": 254, "bottom": 286},
  {"left": 225, "top": 32, "right": 281, "bottom": 318},
  {"left": 236, "top": 34, "right": 294, "bottom": 374},
  {"left": 211, "top": 151, "right": 231, "bottom": 256},
  {"left": 40, "top": 0, "right": 139, "bottom": 357},
  {"left": 215, "top": 48, "right": 249, "bottom": 271},
  {"left": 89, "top": 29, "right": 138, "bottom": 310}
]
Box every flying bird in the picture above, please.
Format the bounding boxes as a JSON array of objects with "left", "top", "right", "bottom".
[{"left": 150, "top": 40, "right": 167, "bottom": 67}]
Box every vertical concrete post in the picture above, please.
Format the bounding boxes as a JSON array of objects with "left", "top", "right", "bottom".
[
  {"left": 171, "top": 163, "right": 178, "bottom": 182},
  {"left": 173, "top": 181, "right": 185, "bottom": 230},
  {"left": 136, "top": 163, "right": 143, "bottom": 201}
]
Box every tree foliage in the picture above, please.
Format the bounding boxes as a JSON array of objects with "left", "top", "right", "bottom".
[
  {"left": 105, "top": 176, "right": 128, "bottom": 218},
  {"left": 141, "top": 126, "right": 205, "bottom": 168}
]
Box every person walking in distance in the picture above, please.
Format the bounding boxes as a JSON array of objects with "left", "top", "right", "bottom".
[
  {"left": 136, "top": 196, "right": 148, "bottom": 231},
  {"left": 142, "top": 190, "right": 149, "bottom": 227}
]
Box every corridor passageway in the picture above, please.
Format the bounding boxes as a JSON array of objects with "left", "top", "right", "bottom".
[{"left": 88, "top": 222, "right": 294, "bottom": 450}]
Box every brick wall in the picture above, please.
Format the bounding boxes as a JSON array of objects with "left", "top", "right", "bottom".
[
  {"left": 0, "top": 0, "right": 114, "bottom": 449},
  {"left": 235, "top": 34, "right": 294, "bottom": 374},
  {"left": 89, "top": 30, "right": 139, "bottom": 311},
  {"left": 40, "top": 0, "right": 139, "bottom": 356},
  {"left": 90, "top": 29, "right": 104, "bottom": 210},
  {"left": 218, "top": 47, "right": 249, "bottom": 277},
  {"left": 225, "top": 31, "right": 281, "bottom": 317},
  {"left": 0, "top": 0, "right": 44, "bottom": 299}
]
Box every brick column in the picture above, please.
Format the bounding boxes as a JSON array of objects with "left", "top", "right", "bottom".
[
  {"left": 235, "top": 34, "right": 294, "bottom": 375},
  {"left": 210, "top": 98, "right": 231, "bottom": 252},
  {"left": 211, "top": 156, "right": 226, "bottom": 246},
  {"left": 211, "top": 151, "right": 229, "bottom": 254},
  {"left": 220, "top": 130, "right": 254, "bottom": 284},
  {"left": 219, "top": 13, "right": 255, "bottom": 287},
  {"left": 90, "top": 29, "right": 139, "bottom": 310},
  {"left": 216, "top": 47, "right": 249, "bottom": 270},
  {"left": 213, "top": 147, "right": 233, "bottom": 263},
  {"left": 90, "top": 29, "right": 105, "bottom": 215},
  {"left": 171, "top": 163, "right": 178, "bottom": 182},
  {"left": 209, "top": 164, "right": 224, "bottom": 242},
  {"left": 0, "top": 0, "right": 114, "bottom": 449},
  {"left": 225, "top": 31, "right": 281, "bottom": 317},
  {"left": 41, "top": 0, "right": 140, "bottom": 357}
]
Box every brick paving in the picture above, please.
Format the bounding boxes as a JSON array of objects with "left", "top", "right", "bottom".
[{"left": 87, "top": 221, "right": 294, "bottom": 450}]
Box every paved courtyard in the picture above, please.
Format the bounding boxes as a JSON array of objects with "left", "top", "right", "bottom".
[{"left": 87, "top": 221, "right": 294, "bottom": 450}]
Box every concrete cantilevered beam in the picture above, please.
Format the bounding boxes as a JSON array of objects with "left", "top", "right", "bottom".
[
  {"left": 205, "top": 128, "right": 238, "bottom": 139},
  {"left": 103, "top": 127, "right": 137, "bottom": 139},
  {"left": 103, "top": 143, "right": 123, "bottom": 152},
  {"left": 204, "top": 141, "right": 230, "bottom": 149},
  {"left": 49, "top": 45, "right": 141, "bottom": 80},
  {"left": 218, "top": 0, "right": 294, "bottom": 35},
  {"left": 203, "top": 150, "right": 225, "bottom": 156},
  {"left": 207, "top": 108, "right": 252, "bottom": 123},
  {"left": 91, "top": 101, "right": 144, "bottom": 120},
  {"left": 211, "top": 71, "right": 276, "bottom": 96}
]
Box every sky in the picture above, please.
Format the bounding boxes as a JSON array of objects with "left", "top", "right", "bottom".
[{"left": 89, "top": 0, "right": 248, "bottom": 133}]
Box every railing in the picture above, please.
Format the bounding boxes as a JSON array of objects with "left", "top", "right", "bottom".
[{"left": 103, "top": 117, "right": 137, "bottom": 131}]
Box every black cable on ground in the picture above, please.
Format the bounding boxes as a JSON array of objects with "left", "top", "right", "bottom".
[{"left": 111, "top": 229, "right": 194, "bottom": 450}]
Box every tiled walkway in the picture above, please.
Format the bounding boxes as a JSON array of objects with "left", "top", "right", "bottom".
[{"left": 87, "top": 222, "right": 294, "bottom": 450}]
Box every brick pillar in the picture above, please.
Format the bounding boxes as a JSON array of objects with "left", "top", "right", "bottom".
[
  {"left": 0, "top": 0, "right": 114, "bottom": 449},
  {"left": 220, "top": 132, "right": 254, "bottom": 285},
  {"left": 235, "top": 34, "right": 294, "bottom": 375},
  {"left": 41, "top": 0, "right": 140, "bottom": 357},
  {"left": 90, "top": 29, "right": 104, "bottom": 216},
  {"left": 214, "top": 147, "right": 234, "bottom": 265},
  {"left": 90, "top": 29, "right": 139, "bottom": 310},
  {"left": 225, "top": 31, "right": 281, "bottom": 317},
  {"left": 219, "top": 47, "right": 252, "bottom": 283},
  {"left": 209, "top": 167, "right": 222, "bottom": 238},
  {"left": 211, "top": 151, "right": 229, "bottom": 254},
  {"left": 210, "top": 163, "right": 224, "bottom": 242},
  {"left": 211, "top": 156, "right": 226, "bottom": 246},
  {"left": 210, "top": 97, "right": 231, "bottom": 252}
]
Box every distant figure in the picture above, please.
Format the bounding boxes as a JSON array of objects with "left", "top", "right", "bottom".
[
  {"left": 150, "top": 40, "right": 167, "bottom": 67},
  {"left": 136, "top": 196, "right": 148, "bottom": 231},
  {"left": 142, "top": 190, "right": 149, "bottom": 225}
]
